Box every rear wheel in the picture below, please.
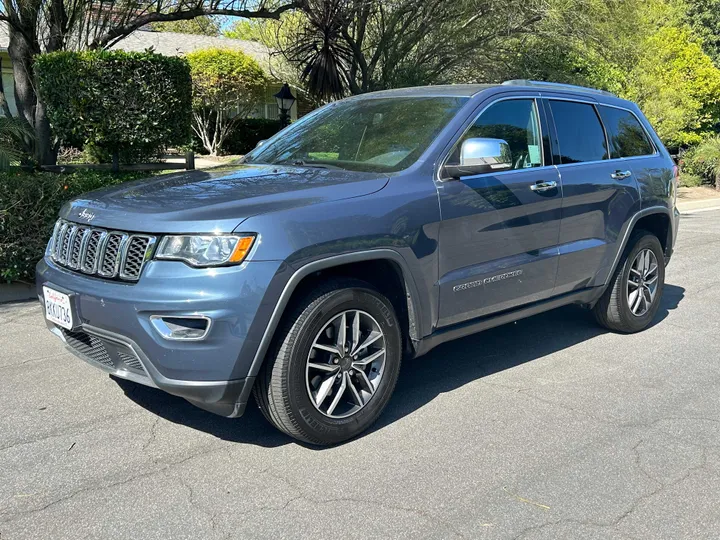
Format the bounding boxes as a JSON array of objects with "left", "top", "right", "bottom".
[
  {"left": 593, "top": 231, "right": 665, "bottom": 333},
  {"left": 254, "top": 279, "right": 402, "bottom": 445}
]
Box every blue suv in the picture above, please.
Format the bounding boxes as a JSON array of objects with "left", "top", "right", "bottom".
[{"left": 37, "top": 80, "right": 680, "bottom": 444}]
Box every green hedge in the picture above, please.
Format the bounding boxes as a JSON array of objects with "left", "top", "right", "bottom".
[
  {"left": 193, "top": 118, "right": 282, "bottom": 155},
  {"left": 0, "top": 170, "right": 148, "bottom": 282},
  {"left": 680, "top": 136, "right": 720, "bottom": 189},
  {"left": 35, "top": 50, "right": 192, "bottom": 162}
]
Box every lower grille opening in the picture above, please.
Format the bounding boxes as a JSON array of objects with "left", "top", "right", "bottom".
[
  {"left": 62, "top": 329, "right": 113, "bottom": 368},
  {"left": 117, "top": 351, "right": 144, "bottom": 372},
  {"left": 61, "top": 328, "right": 146, "bottom": 376}
]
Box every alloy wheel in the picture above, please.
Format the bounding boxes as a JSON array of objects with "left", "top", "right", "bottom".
[
  {"left": 627, "top": 248, "right": 659, "bottom": 317},
  {"left": 305, "top": 310, "right": 386, "bottom": 419}
]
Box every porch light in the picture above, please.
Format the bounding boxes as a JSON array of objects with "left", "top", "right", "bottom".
[{"left": 274, "top": 83, "right": 296, "bottom": 128}]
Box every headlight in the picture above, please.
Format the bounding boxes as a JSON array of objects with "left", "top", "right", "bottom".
[{"left": 155, "top": 234, "right": 255, "bottom": 267}]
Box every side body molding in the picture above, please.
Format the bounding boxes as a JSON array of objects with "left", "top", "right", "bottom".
[{"left": 246, "top": 249, "right": 425, "bottom": 380}]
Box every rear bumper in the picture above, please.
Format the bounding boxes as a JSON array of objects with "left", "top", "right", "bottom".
[
  {"left": 669, "top": 206, "right": 681, "bottom": 263},
  {"left": 37, "top": 255, "right": 285, "bottom": 417}
]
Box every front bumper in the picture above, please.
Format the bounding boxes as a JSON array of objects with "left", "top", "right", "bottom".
[{"left": 37, "top": 256, "right": 285, "bottom": 417}]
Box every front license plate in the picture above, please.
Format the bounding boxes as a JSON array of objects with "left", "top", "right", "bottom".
[{"left": 43, "top": 286, "right": 74, "bottom": 330}]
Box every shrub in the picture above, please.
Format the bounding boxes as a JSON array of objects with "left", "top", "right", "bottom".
[
  {"left": 681, "top": 136, "right": 720, "bottom": 189},
  {"left": 35, "top": 50, "right": 192, "bottom": 163},
  {"left": 0, "top": 117, "right": 34, "bottom": 168},
  {"left": 193, "top": 118, "right": 281, "bottom": 155},
  {"left": 0, "top": 170, "right": 148, "bottom": 282},
  {"left": 185, "top": 48, "right": 268, "bottom": 156},
  {"left": 679, "top": 172, "right": 704, "bottom": 188},
  {"left": 224, "top": 118, "right": 282, "bottom": 155}
]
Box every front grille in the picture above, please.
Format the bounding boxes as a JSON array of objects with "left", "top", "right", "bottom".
[
  {"left": 50, "top": 219, "right": 155, "bottom": 281},
  {"left": 63, "top": 329, "right": 114, "bottom": 368}
]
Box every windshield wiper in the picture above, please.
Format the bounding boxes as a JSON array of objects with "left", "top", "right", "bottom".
[{"left": 277, "top": 159, "right": 343, "bottom": 170}]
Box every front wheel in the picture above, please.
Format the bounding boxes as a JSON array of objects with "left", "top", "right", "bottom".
[
  {"left": 254, "top": 279, "right": 402, "bottom": 445},
  {"left": 593, "top": 231, "right": 665, "bottom": 333}
]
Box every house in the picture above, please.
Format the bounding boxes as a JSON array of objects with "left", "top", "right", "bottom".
[{"left": 0, "top": 26, "right": 310, "bottom": 121}]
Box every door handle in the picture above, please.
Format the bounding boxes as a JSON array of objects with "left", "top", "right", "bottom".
[
  {"left": 530, "top": 180, "right": 558, "bottom": 192},
  {"left": 611, "top": 170, "right": 632, "bottom": 180}
]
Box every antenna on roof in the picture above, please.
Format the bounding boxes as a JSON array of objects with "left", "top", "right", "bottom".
[{"left": 502, "top": 80, "right": 616, "bottom": 97}]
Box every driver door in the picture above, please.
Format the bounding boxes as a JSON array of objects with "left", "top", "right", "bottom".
[{"left": 436, "top": 97, "right": 562, "bottom": 327}]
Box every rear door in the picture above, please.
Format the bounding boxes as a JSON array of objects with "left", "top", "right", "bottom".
[
  {"left": 545, "top": 98, "right": 642, "bottom": 295},
  {"left": 436, "top": 96, "right": 562, "bottom": 327}
]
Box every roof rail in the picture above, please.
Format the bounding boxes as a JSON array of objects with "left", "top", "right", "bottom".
[{"left": 501, "top": 79, "right": 616, "bottom": 97}]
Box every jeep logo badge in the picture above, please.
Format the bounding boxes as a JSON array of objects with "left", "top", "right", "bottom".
[{"left": 78, "top": 209, "right": 95, "bottom": 222}]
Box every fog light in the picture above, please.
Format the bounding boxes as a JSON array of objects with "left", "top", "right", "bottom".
[{"left": 150, "top": 315, "right": 212, "bottom": 341}]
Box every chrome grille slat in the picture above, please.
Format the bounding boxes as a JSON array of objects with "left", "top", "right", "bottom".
[
  {"left": 56, "top": 222, "right": 71, "bottom": 264},
  {"left": 81, "top": 230, "right": 104, "bottom": 274},
  {"left": 68, "top": 227, "right": 88, "bottom": 270},
  {"left": 98, "top": 233, "right": 124, "bottom": 277},
  {"left": 49, "top": 219, "right": 154, "bottom": 282},
  {"left": 120, "top": 236, "right": 154, "bottom": 280}
]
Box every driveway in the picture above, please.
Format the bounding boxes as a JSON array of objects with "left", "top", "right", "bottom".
[{"left": 2, "top": 210, "right": 720, "bottom": 540}]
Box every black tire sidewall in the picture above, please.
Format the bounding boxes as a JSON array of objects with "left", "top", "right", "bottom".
[
  {"left": 617, "top": 234, "right": 665, "bottom": 331},
  {"left": 284, "top": 287, "right": 402, "bottom": 444}
]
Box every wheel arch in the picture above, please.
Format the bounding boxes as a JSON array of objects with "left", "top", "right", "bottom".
[
  {"left": 603, "top": 206, "right": 673, "bottom": 289},
  {"left": 246, "top": 250, "right": 424, "bottom": 379}
]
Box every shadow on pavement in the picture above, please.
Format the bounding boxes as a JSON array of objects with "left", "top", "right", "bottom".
[
  {"left": 113, "top": 284, "right": 684, "bottom": 447},
  {"left": 111, "top": 378, "right": 291, "bottom": 448}
]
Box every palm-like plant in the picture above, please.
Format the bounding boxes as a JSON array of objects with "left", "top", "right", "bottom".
[
  {"left": 285, "top": 0, "right": 355, "bottom": 100},
  {"left": 0, "top": 116, "right": 33, "bottom": 168}
]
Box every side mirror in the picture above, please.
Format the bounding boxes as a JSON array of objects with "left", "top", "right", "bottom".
[{"left": 443, "top": 138, "right": 512, "bottom": 179}]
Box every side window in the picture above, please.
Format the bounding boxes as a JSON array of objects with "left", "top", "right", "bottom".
[
  {"left": 548, "top": 100, "right": 608, "bottom": 164},
  {"left": 448, "top": 99, "right": 544, "bottom": 169},
  {"left": 597, "top": 106, "right": 654, "bottom": 158}
]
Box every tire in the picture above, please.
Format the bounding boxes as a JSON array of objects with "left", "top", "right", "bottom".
[
  {"left": 254, "top": 278, "right": 402, "bottom": 445},
  {"left": 593, "top": 230, "right": 665, "bottom": 333}
]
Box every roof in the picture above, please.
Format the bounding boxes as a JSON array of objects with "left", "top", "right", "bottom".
[
  {"left": 111, "top": 30, "right": 272, "bottom": 66},
  {"left": 0, "top": 24, "right": 283, "bottom": 79}
]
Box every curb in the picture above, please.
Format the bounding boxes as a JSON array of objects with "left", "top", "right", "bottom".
[
  {"left": 0, "top": 283, "right": 36, "bottom": 305},
  {"left": 677, "top": 197, "right": 720, "bottom": 214}
]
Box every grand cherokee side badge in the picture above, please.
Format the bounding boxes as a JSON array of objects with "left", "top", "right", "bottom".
[
  {"left": 454, "top": 270, "right": 523, "bottom": 292},
  {"left": 78, "top": 209, "right": 96, "bottom": 222}
]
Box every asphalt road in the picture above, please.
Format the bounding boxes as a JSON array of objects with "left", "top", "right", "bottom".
[{"left": 2, "top": 209, "right": 720, "bottom": 540}]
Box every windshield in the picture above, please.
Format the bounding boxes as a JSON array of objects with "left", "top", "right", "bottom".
[{"left": 244, "top": 96, "right": 469, "bottom": 173}]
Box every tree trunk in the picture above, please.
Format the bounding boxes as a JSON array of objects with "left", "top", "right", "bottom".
[
  {"left": 716, "top": 170, "right": 720, "bottom": 192},
  {"left": 7, "top": 28, "right": 57, "bottom": 166}
]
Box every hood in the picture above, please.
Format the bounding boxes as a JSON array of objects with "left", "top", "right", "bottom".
[{"left": 60, "top": 164, "right": 389, "bottom": 233}]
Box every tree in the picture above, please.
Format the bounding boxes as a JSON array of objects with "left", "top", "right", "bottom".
[
  {"left": 223, "top": 12, "right": 306, "bottom": 86},
  {"left": 490, "top": 0, "right": 720, "bottom": 148},
  {"left": 186, "top": 48, "right": 267, "bottom": 155},
  {"left": 624, "top": 26, "right": 720, "bottom": 147},
  {"left": 151, "top": 16, "right": 222, "bottom": 36},
  {"left": 0, "top": 0, "right": 298, "bottom": 165},
  {"left": 686, "top": 0, "right": 720, "bottom": 65},
  {"left": 277, "top": 0, "right": 546, "bottom": 100}
]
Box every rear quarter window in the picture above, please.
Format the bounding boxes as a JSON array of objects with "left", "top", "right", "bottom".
[
  {"left": 549, "top": 100, "right": 608, "bottom": 164},
  {"left": 597, "top": 106, "right": 655, "bottom": 158}
]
